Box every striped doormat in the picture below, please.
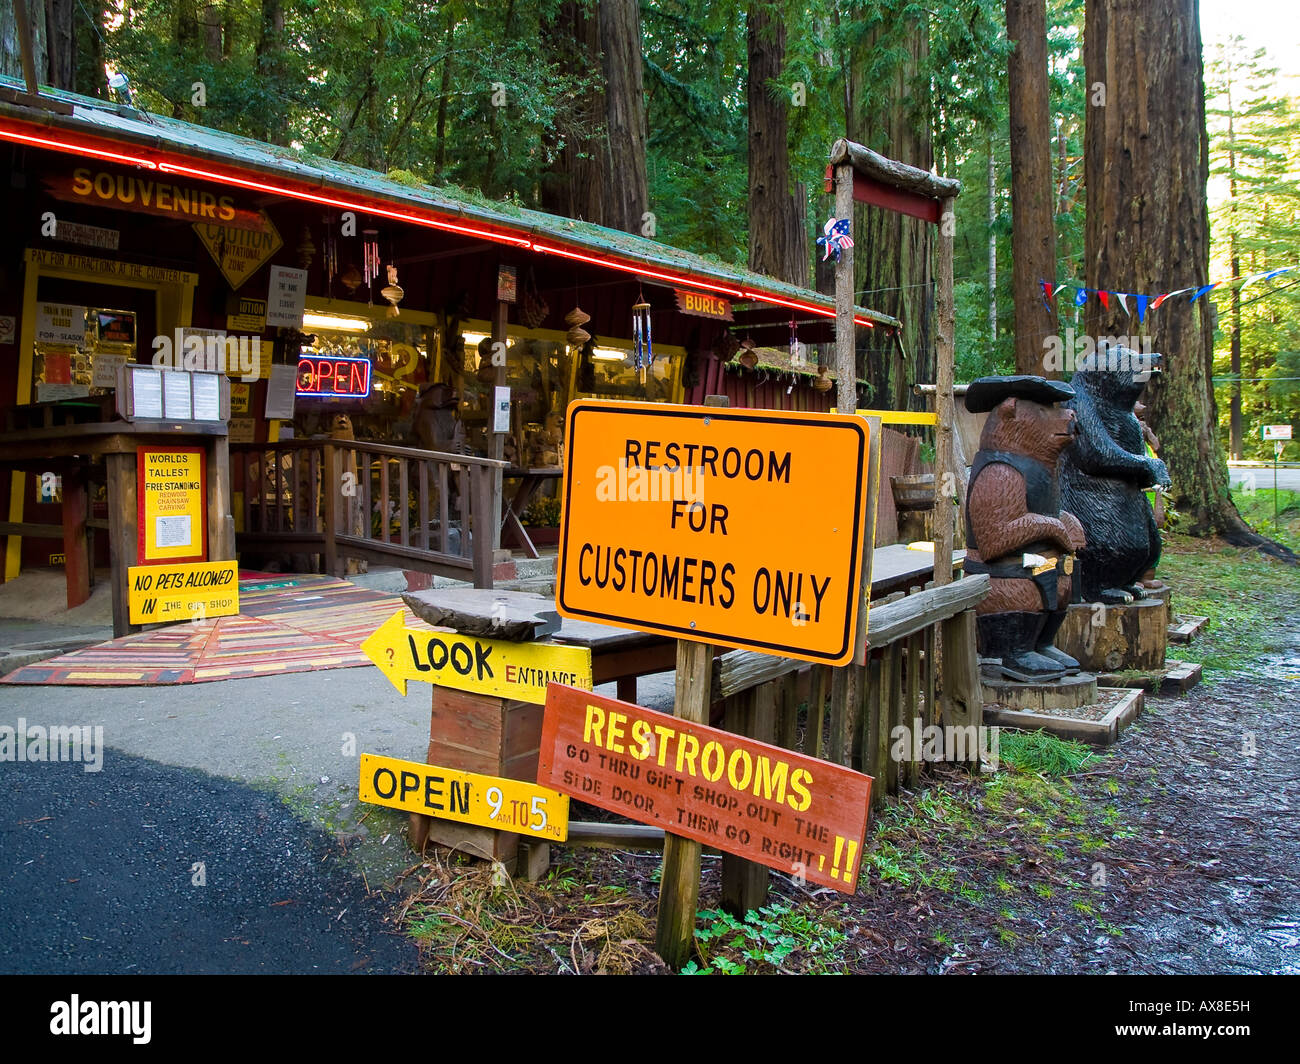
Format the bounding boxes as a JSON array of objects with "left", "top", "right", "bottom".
[{"left": 2, "top": 574, "right": 438, "bottom": 687}]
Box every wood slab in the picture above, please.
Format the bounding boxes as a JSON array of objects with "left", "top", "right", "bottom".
[
  {"left": 1098, "top": 659, "right": 1203, "bottom": 696},
  {"left": 401, "top": 587, "right": 560, "bottom": 641},
  {"left": 983, "top": 687, "right": 1143, "bottom": 746},
  {"left": 981, "top": 671, "right": 1098, "bottom": 711},
  {"left": 1167, "top": 615, "right": 1209, "bottom": 644}
]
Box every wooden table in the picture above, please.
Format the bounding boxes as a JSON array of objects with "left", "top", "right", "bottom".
[
  {"left": 0, "top": 419, "right": 232, "bottom": 637},
  {"left": 500, "top": 466, "right": 562, "bottom": 559},
  {"left": 867, "top": 543, "right": 965, "bottom": 598}
]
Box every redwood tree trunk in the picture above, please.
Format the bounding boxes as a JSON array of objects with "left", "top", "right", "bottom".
[
  {"left": 1084, "top": 0, "right": 1289, "bottom": 556},
  {"left": 598, "top": 0, "right": 649, "bottom": 234},
  {"left": 846, "top": 15, "right": 932, "bottom": 410},
  {"left": 44, "top": 0, "right": 76, "bottom": 89},
  {"left": 541, "top": 2, "right": 606, "bottom": 224},
  {"left": 747, "top": 3, "right": 809, "bottom": 287},
  {"left": 1006, "top": 0, "right": 1059, "bottom": 375}
]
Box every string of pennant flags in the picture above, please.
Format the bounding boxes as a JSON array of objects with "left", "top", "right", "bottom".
[{"left": 1039, "top": 265, "right": 1299, "bottom": 322}]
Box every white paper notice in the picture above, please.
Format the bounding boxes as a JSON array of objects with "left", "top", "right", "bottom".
[
  {"left": 191, "top": 373, "right": 221, "bottom": 421},
  {"left": 155, "top": 515, "right": 193, "bottom": 549},
  {"left": 36, "top": 303, "right": 87, "bottom": 346},
  {"left": 265, "top": 363, "right": 298, "bottom": 419},
  {"left": 131, "top": 367, "right": 164, "bottom": 419},
  {"left": 494, "top": 386, "right": 512, "bottom": 434},
  {"left": 92, "top": 353, "right": 128, "bottom": 389},
  {"left": 163, "top": 370, "right": 192, "bottom": 419},
  {"left": 266, "top": 266, "right": 308, "bottom": 329}
]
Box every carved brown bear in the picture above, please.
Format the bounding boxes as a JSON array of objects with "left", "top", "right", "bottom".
[{"left": 964, "top": 376, "right": 1087, "bottom": 682}]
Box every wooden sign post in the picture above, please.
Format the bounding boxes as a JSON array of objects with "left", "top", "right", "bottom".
[{"left": 554, "top": 404, "right": 875, "bottom": 966}]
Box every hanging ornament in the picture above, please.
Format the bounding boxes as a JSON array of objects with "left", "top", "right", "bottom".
[
  {"left": 813, "top": 364, "right": 833, "bottom": 392},
  {"left": 816, "top": 217, "right": 854, "bottom": 262},
  {"left": 340, "top": 263, "right": 362, "bottom": 295},
  {"left": 737, "top": 337, "right": 758, "bottom": 370},
  {"left": 297, "top": 226, "right": 317, "bottom": 271},
  {"left": 381, "top": 264, "right": 404, "bottom": 318},
  {"left": 519, "top": 267, "right": 549, "bottom": 329},
  {"left": 631, "top": 291, "right": 652, "bottom": 385},
  {"left": 565, "top": 306, "right": 591, "bottom": 349},
  {"left": 362, "top": 229, "right": 380, "bottom": 300},
  {"left": 718, "top": 333, "right": 740, "bottom": 361}
]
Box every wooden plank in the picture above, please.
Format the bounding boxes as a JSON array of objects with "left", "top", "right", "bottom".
[
  {"left": 322, "top": 445, "right": 339, "bottom": 576},
  {"left": 208, "top": 435, "right": 234, "bottom": 560},
  {"left": 886, "top": 643, "right": 902, "bottom": 796},
  {"left": 398, "top": 458, "right": 410, "bottom": 547},
  {"left": 378, "top": 454, "right": 390, "bottom": 543},
  {"left": 905, "top": 631, "right": 921, "bottom": 789},
  {"left": 810, "top": 665, "right": 828, "bottom": 760},
  {"left": 438, "top": 462, "right": 450, "bottom": 554},
  {"left": 863, "top": 654, "right": 881, "bottom": 784},
  {"left": 933, "top": 192, "right": 957, "bottom": 594},
  {"left": 940, "top": 609, "right": 981, "bottom": 765},
  {"left": 0, "top": 521, "right": 64, "bottom": 538},
  {"left": 418, "top": 460, "right": 430, "bottom": 550},
  {"left": 720, "top": 688, "right": 769, "bottom": 917},
  {"left": 105, "top": 451, "right": 140, "bottom": 638},
  {"left": 866, "top": 574, "right": 989, "bottom": 646},
  {"left": 655, "top": 639, "right": 714, "bottom": 970},
  {"left": 1167, "top": 615, "right": 1208, "bottom": 644},
  {"left": 874, "top": 650, "right": 892, "bottom": 807}
]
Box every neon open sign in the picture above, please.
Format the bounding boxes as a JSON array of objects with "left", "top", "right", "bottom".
[{"left": 297, "top": 354, "right": 372, "bottom": 398}]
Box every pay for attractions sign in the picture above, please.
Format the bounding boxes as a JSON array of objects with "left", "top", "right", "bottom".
[{"left": 555, "top": 400, "right": 873, "bottom": 667}]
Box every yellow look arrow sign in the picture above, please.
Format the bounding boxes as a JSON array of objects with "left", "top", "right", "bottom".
[{"left": 360, "top": 610, "right": 593, "bottom": 702}]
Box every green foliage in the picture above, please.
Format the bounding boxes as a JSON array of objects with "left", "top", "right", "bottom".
[
  {"left": 684, "top": 901, "right": 848, "bottom": 974},
  {"left": 521, "top": 493, "right": 562, "bottom": 527},
  {"left": 996, "top": 730, "right": 1095, "bottom": 776},
  {"left": 1230, "top": 485, "right": 1300, "bottom": 553}
]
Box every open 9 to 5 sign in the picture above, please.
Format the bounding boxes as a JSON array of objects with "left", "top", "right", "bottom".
[{"left": 555, "top": 401, "right": 871, "bottom": 666}]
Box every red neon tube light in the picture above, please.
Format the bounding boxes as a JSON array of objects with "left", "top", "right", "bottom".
[
  {"left": 2, "top": 123, "right": 879, "bottom": 328},
  {"left": 0, "top": 124, "right": 158, "bottom": 169}
]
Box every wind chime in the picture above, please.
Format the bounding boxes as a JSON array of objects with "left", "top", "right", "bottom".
[
  {"left": 381, "top": 265, "right": 404, "bottom": 317},
  {"left": 362, "top": 229, "right": 381, "bottom": 302},
  {"left": 323, "top": 215, "right": 340, "bottom": 298},
  {"left": 631, "top": 291, "right": 652, "bottom": 385}
]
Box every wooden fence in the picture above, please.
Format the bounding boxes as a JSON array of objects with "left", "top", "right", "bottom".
[{"left": 231, "top": 439, "right": 506, "bottom": 588}]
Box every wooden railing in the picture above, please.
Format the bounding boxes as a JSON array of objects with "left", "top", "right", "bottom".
[{"left": 231, "top": 440, "right": 506, "bottom": 588}]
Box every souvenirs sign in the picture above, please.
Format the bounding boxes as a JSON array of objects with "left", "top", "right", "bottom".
[
  {"left": 137, "top": 446, "right": 206, "bottom": 564},
  {"left": 359, "top": 753, "right": 569, "bottom": 842},
  {"left": 556, "top": 401, "right": 871, "bottom": 666},
  {"left": 46, "top": 167, "right": 271, "bottom": 232},
  {"left": 539, "top": 684, "right": 872, "bottom": 891},
  {"left": 361, "top": 610, "right": 593, "bottom": 702},
  {"left": 128, "top": 559, "right": 238, "bottom": 624}
]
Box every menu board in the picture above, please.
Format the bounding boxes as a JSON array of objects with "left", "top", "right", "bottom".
[
  {"left": 163, "top": 370, "right": 192, "bottom": 419},
  {"left": 131, "top": 367, "right": 164, "bottom": 419},
  {"left": 191, "top": 373, "right": 221, "bottom": 421}
]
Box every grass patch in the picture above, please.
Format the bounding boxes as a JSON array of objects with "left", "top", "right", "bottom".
[
  {"left": 1156, "top": 533, "right": 1300, "bottom": 678},
  {"left": 1230, "top": 485, "right": 1300, "bottom": 553},
  {"left": 997, "top": 730, "right": 1096, "bottom": 776}
]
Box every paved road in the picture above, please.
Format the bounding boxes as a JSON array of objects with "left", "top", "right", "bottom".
[
  {"left": 1228, "top": 465, "right": 1300, "bottom": 492},
  {"left": 1, "top": 751, "right": 419, "bottom": 974},
  {"left": 0, "top": 663, "right": 674, "bottom": 974}
]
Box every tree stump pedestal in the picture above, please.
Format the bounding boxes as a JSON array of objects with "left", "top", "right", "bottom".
[{"left": 1055, "top": 596, "right": 1168, "bottom": 674}]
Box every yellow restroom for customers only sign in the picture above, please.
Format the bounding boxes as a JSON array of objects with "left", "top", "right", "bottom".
[{"left": 556, "top": 401, "right": 871, "bottom": 666}]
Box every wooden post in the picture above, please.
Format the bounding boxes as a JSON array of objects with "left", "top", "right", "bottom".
[
  {"left": 322, "top": 443, "right": 339, "bottom": 576},
  {"left": 934, "top": 194, "right": 957, "bottom": 588},
  {"left": 207, "top": 435, "right": 235, "bottom": 561},
  {"left": 905, "top": 630, "right": 922, "bottom": 788},
  {"left": 105, "top": 451, "right": 140, "bottom": 638},
  {"left": 490, "top": 297, "right": 509, "bottom": 552},
  {"left": 834, "top": 161, "right": 856, "bottom": 417},
  {"left": 721, "top": 680, "right": 777, "bottom": 916},
  {"left": 61, "top": 467, "right": 90, "bottom": 610},
  {"left": 940, "top": 609, "right": 981, "bottom": 767},
  {"left": 655, "top": 639, "right": 713, "bottom": 970},
  {"left": 472, "top": 466, "right": 495, "bottom": 589}
]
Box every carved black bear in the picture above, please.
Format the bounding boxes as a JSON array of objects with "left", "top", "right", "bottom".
[{"left": 1059, "top": 342, "right": 1171, "bottom": 604}]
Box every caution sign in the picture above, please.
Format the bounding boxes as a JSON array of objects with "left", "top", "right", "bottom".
[
  {"left": 194, "top": 213, "right": 283, "bottom": 291},
  {"left": 539, "top": 684, "right": 871, "bottom": 891},
  {"left": 359, "top": 753, "right": 569, "bottom": 842},
  {"left": 128, "top": 559, "right": 239, "bottom": 624},
  {"left": 556, "top": 400, "right": 871, "bottom": 666},
  {"left": 137, "top": 446, "right": 207, "bottom": 564},
  {"left": 360, "top": 610, "right": 593, "bottom": 700}
]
